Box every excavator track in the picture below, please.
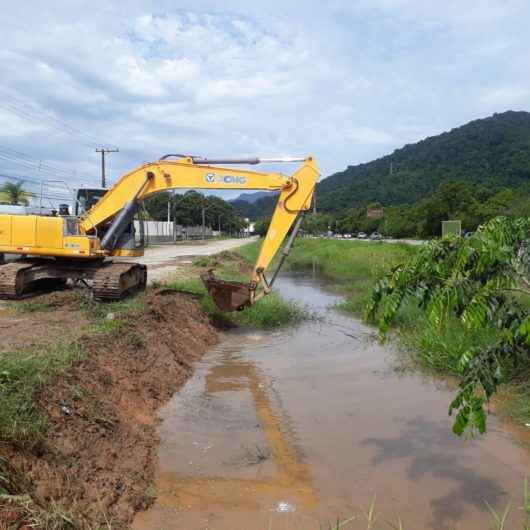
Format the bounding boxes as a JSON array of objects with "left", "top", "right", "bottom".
[
  {"left": 92, "top": 262, "right": 147, "bottom": 301},
  {"left": 0, "top": 262, "right": 36, "bottom": 299}
]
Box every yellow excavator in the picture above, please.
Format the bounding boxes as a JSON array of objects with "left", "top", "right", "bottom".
[{"left": 0, "top": 155, "right": 319, "bottom": 311}]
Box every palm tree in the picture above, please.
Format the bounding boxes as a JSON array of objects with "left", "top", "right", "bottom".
[{"left": 0, "top": 182, "right": 36, "bottom": 205}]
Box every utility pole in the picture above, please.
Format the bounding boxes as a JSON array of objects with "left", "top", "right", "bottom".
[
  {"left": 95, "top": 147, "right": 119, "bottom": 188},
  {"left": 218, "top": 214, "right": 222, "bottom": 235},
  {"left": 167, "top": 194, "right": 171, "bottom": 235},
  {"left": 201, "top": 195, "right": 206, "bottom": 240}
]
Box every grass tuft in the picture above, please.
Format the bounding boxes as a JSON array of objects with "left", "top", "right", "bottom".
[
  {"left": 8, "top": 300, "right": 58, "bottom": 314},
  {"left": 0, "top": 341, "right": 86, "bottom": 449},
  {"left": 393, "top": 304, "right": 504, "bottom": 375}
]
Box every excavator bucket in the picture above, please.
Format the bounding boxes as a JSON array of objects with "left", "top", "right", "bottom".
[{"left": 200, "top": 270, "right": 252, "bottom": 312}]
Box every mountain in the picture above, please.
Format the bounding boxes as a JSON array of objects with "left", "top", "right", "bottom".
[
  {"left": 232, "top": 111, "right": 530, "bottom": 220},
  {"left": 317, "top": 110, "right": 530, "bottom": 213},
  {"left": 231, "top": 193, "right": 278, "bottom": 220},
  {"left": 232, "top": 191, "right": 271, "bottom": 203}
]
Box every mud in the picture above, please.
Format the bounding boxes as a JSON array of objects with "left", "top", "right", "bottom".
[{"left": 1, "top": 290, "right": 218, "bottom": 528}]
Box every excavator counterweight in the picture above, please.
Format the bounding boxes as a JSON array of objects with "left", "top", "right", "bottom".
[{"left": 0, "top": 155, "right": 319, "bottom": 309}]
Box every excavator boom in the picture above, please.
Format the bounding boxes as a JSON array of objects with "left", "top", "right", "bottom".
[{"left": 0, "top": 155, "right": 320, "bottom": 308}]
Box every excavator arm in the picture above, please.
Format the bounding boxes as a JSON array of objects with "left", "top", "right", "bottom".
[{"left": 80, "top": 155, "right": 319, "bottom": 310}]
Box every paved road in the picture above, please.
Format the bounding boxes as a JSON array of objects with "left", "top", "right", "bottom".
[{"left": 119, "top": 237, "right": 258, "bottom": 284}]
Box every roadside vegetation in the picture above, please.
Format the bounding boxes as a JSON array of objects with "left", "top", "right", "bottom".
[
  {"left": 366, "top": 216, "right": 530, "bottom": 435},
  {"left": 143, "top": 189, "right": 247, "bottom": 233}
]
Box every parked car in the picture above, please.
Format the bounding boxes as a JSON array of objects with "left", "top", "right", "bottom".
[
  {"left": 357, "top": 232, "right": 367, "bottom": 239},
  {"left": 343, "top": 233, "right": 352, "bottom": 239},
  {"left": 369, "top": 232, "right": 382, "bottom": 240}
]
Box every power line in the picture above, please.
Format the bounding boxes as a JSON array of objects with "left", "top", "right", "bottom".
[
  {"left": 0, "top": 175, "right": 77, "bottom": 207},
  {"left": 0, "top": 147, "right": 95, "bottom": 181},
  {"left": 0, "top": 95, "right": 117, "bottom": 151},
  {"left": 0, "top": 173, "right": 46, "bottom": 185},
  {"left": 0, "top": 102, "right": 98, "bottom": 149},
  {"left": 0, "top": 169, "right": 90, "bottom": 194},
  {"left": 0, "top": 169, "right": 91, "bottom": 187}
]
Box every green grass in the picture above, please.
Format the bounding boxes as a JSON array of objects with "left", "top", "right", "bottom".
[
  {"left": 235, "top": 240, "right": 262, "bottom": 264},
  {"left": 495, "top": 375, "right": 530, "bottom": 426},
  {"left": 0, "top": 340, "right": 86, "bottom": 449},
  {"left": 74, "top": 292, "right": 146, "bottom": 319},
  {"left": 0, "top": 292, "right": 145, "bottom": 450},
  {"left": 395, "top": 304, "right": 504, "bottom": 374},
  {"left": 8, "top": 300, "right": 58, "bottom": 313},
  {"left": 235, "top": 239, "right": 416, "bottom": 316}
]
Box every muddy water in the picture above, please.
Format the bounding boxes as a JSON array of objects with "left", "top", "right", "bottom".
[{"left": 133, "top": 274, "right": 530, "bottom": 530}]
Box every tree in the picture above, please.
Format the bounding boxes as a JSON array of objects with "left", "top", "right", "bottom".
[
  {"left": 302, "top": 213, "right": 333, "bottom": 235},
  {"left": 143, "top": 192, "right": 175, "bottom": 221},
  {"left": 253, "top": 218, "right": 270, "bottom": 236},
  {"left": 366, "top": 216, "right": 530, "bottom": 435},
  {"left": 0, "top": 182, "right": 35, "bottom": 205}
]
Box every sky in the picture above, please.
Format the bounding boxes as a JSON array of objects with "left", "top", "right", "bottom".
[{"left": 1, "top": 0, "right": 529, "bottom": 203}]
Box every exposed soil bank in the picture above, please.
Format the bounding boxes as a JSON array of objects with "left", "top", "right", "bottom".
[{"left": 1, "top": 290, "right": 218, "bottom": 528}]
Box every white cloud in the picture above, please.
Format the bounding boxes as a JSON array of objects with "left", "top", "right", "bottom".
[
  {"left": 479, "top": 86, "right": 529, "bottom": 108},
  {"left": 346, "top": 127, "right": 395, "bottom": 144},
  {"left": 0, "top": 0, "right": 529, "bottom": 193}
]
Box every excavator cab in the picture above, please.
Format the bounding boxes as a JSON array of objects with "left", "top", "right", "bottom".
[
  {"left": 75, "top": 187, "right": 146, "bottom": 255},
  {"left": 75, "top": 187, "right": 108, "bottom": 216}
]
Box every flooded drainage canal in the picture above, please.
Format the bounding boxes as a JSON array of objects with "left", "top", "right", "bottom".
[{"left": 133, "top": 273, "right": 530, "bottom": 530}]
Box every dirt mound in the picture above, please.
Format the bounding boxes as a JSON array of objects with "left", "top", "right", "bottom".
[
  {"left": 1, "top": 291, "right": 218, "bottom": 528},
  {"left": 0, "top": 290, "right": 89, "bottom": 354}
]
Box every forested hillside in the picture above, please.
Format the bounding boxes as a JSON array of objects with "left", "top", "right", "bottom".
[
  {"left": 233, "top": 111, "right": 530, "bottom": 224},
  {"left": 318, "top": 110, "right": 530, "bottom": 213},
  {"left": 231, "top": 193, "right": 278, "bottom": 220}
]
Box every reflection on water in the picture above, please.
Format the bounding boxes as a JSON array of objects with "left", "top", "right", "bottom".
[{"left": 133, "top": 274, "right": 530, "bottom": 530}]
